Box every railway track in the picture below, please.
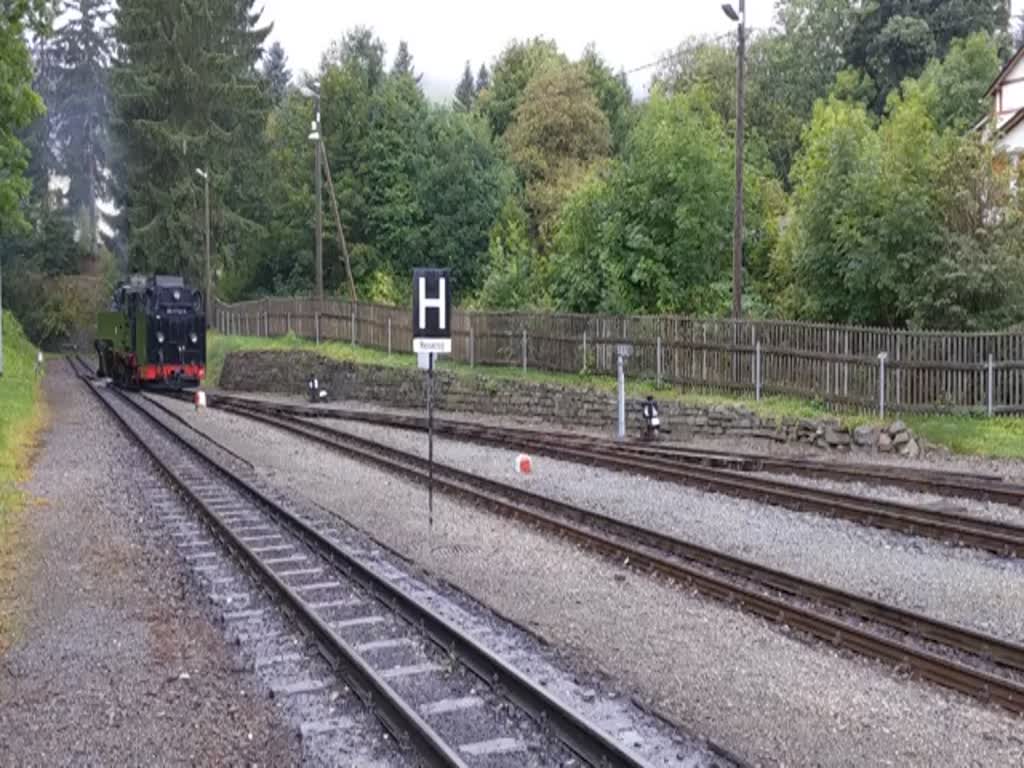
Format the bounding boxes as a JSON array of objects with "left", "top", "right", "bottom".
[
  {"left": 187, "top": 396, "right": 1024, "bottom": 718},
  {"left": 70, "top": 360, "right": 661, "bottom": 768},
  {"left": 182, "top": 393, "right": 1024, "bottom": 558}
]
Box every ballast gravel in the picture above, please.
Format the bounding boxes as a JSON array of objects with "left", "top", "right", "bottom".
[
  {"left": 0, "top": 365, "right": 298, "bottom": 765},
  {"left": 219, "top": 391, "right": 1024, "bottom": 481},
  {"left": 750, "top": 471, "right": 1024, "bottom": 527},
  {"left": 314, "top": 415, "right": 1024, "bottom": 645},
  {"left": 161, "top": 395, "right": 1024, "bottom": 767}
]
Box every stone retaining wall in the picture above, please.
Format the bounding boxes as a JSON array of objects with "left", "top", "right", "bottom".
[{"left": 220, "top": 350, "right": 923, "bottom": 455}]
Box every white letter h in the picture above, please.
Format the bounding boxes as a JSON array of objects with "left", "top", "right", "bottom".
[{"left": 419, "top": 277, "right": 446, "bottom": 331}]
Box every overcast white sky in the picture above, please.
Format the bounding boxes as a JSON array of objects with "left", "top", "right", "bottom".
[
  {"left": 258, "top": 0, "right": 1024, "bottom": 102},
  {"left": 257, "top": 0, "right": 778, "bottom": 100}
]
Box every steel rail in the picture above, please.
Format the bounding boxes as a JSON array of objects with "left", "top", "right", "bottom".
[
  {"left": 76, "top": 365, "right": 654, "bottom": 768},
  {"left": 212, "top": 400, "right": 1024, "bottom": 716},
  {"left": 325, "top": 406, "right": 1024, "bottom": 505},
  {"left": 80, "top": 382, "right": 469, "bottom": 766},
  {"left": 190, "top": 393, "right": 1024, "bottom": 557}
]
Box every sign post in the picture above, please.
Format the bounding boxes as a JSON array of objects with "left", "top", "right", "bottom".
[{"left": 412, "top": 269, "right": 452, "bottom": 532}]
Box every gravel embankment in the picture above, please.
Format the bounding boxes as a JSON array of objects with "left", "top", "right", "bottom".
[
  {"left": 0, "top": 364, "right": 299, "bottom": 765},
  {"left": 161, "top": 396, "right": 1024, "bottom": 767},
  {"left": 312, "top": 415, "right": 1024, "bottom": 645}
]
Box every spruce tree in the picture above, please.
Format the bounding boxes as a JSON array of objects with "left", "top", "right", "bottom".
[
  {"left": 475, "top": 63, "right": 490, "bottom": 94},
  {"left": 111, "top": 0, "right": 271, "bottom": 280},
  {"left": 23, "top": 34, "right": 61, "bottom": 211},
  {"left": 261, "top": 41, "right": 291, "bottom": 104},
  {"left": 53, "top": 0, "right": 113, "bottom": 253},
  {"left": 392, "top": 40, "right": 420, "bottom": 82},
  {"left": 454, "top": 61, "right": 475, "bottom": 110}
]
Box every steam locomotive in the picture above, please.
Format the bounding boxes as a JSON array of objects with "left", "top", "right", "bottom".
[{"left": 95, "top": 275, "right": 206, "bottom": 388}]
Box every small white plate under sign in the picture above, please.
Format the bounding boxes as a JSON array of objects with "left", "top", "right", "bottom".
[
  {"left": 417, "top": 353, "right": 432, "bottom": 370},
  {"left": 414, "top": 338, "right": 452, "bottom": 354}
]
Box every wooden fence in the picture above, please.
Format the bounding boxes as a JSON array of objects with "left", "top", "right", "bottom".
[{"left": 212, "top": 297, "right": 1024, "bottom": 416}]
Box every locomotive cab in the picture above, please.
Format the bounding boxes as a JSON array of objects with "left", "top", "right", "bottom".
[{"left": 96, "top": 275, "right": 206, "bottom": 389}]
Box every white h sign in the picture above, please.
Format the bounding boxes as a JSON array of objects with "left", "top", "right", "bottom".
[{"left": 412, "top": 268, "right": 452, "bottom": 354}]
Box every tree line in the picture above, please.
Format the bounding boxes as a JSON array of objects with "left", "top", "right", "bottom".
[{"left": 1, "top": 0, "right": 1023, "bottom": 345}]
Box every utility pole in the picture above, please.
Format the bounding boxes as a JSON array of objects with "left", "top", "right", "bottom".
[
  {"left": 311, "top": 87, "right": 324, "bottom": 301},
  {"left": 723, "top": 0, "right": 746, "bottom": 319},
  {"left": 319, "top": 143, "right": 357, "bottom": 303},
  {"left": 195, "top": 167, "right": 211, "bottom": 325}
]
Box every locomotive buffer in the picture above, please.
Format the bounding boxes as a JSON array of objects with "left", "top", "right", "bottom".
[{"left": 412, "top": 269, "right": 452, "bottom": 532}]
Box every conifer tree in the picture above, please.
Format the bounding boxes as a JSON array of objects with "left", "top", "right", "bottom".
[
  {"left": 392, "top": 40, "right": 420, "bottom": 82},
  {"left": 23, "top": 33, "right": 60, "bottom": 211},
  {"left": 53, "top": 0, "right": 113, "bottom": 253},
  {"left": 454, "top": 61, "right": 475, "bottom": 110},
  {"left": 261, "top": 41, "right": 291, "bottom": 104},
  {"left": 475, "top": 63, "right": 490, "bottom": 94},
  {"left": 111, "top": 0, "right": 271, "bottom": 279}
]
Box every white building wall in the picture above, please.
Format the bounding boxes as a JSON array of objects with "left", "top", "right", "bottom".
[{"left": 998, "top": 120, "right": 1024, "bottom": 154}]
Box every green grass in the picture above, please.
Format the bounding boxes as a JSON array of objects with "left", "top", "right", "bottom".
[
  {"left": 0, "top": 311, "right": 44, "bottom": 521},
  {"left": 903, "top": 415, "right": 1024, "bottom": 460},
  {"left": 0, "top": 310, "right": 45, "bottom": 651},
  {"left": 206, "top": 331, "right": 1024, "bottom": 460},
  {"left": 204, "top": 330, "right": 414, "bottom": 387}
]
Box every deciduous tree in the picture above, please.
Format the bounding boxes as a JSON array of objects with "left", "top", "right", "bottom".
[{"left": 503, "top": 61, "right": 611, "bottom": 247}]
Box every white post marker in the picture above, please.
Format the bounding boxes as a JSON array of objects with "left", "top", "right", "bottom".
[
  {"left": 878, "top": 352, "right": 889, "bottom": 419},
  {"left": 616, "top": 344, "right": 633, "bottom": 442},
  {"left": 412, "top": 269, "right": 453, "bottom": 534},
  {"left": 194, "top": 390, "right": 208, "bottom": 411}
]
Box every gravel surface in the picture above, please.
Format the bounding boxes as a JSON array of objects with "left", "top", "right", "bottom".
[
  {"left": 307, "top": 415, "right": 1024, "bottom": 645},
  {"left": 0, "top": 364, "right": 299, "bottom": 765},
  {"left": 215, "top": 391, "right": 1024, "bottom": 481},
  {"left": 751, "top": 471, "right": 1024, "bottom": 526},
  {"left": 163, "top": 395, "right": 1024, "bottom": 767}
]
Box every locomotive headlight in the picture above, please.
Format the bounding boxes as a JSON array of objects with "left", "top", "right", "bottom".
[
  {"left": 156, "top": 332, "right": 165, "bottom": 344},
  {"left": 173, "top": 290, "right": 181, "bottom": 301},
  {"left": 189, "top": 332, "right": 198, "bottom": 344}
]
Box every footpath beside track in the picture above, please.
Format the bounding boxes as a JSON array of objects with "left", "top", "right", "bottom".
[
  {"left": 183, "top": 393, "right": 1024, "bottom": 719},
  {"left": 70, "top": 359, "right": 668, "bottom": 768}
]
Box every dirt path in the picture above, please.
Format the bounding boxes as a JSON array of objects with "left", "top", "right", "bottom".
[{"left": 0, "top": 362, "right": 299, "bottom": 765}]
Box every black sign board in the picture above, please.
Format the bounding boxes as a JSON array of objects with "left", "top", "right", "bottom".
[{"left": 412, "top": 268, "right": 452, "bottom": 354}]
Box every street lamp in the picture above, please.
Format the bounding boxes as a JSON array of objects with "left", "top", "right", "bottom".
[
  {"left": 195, "top": 167, "right": 211, "bottom": 325},
  {"left": 723, "top": 0, "right": 746, "bottom": 320},
  {"left": 303, "top": 80, "right": 324, "bottom": 301}
]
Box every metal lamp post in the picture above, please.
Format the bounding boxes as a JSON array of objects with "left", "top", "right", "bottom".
[
  {"left": 723, "top": 0, "right": 746, "bottom": 320},
  {"left": 307, "top": 81, "right": 324, "bottom": 301},
  {"left": 195, "top": 167, "right": 211, "bottom": 325}
]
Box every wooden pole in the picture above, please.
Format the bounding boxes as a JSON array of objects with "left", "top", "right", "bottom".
[{"left": 319, "top": 142, "right": 357, "bottom": 304}]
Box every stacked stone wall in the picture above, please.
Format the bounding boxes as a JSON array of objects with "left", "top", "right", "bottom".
[{"left": 221, "top": 350, "right": 922, "bottom": 455}]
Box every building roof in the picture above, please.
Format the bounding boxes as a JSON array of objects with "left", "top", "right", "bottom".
[
  {"left": 985, "top": 45, "right": 1024, "bottom": 98},
  {"left": 998, "top": 107, "right": 1024, "bottom": 137}
]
